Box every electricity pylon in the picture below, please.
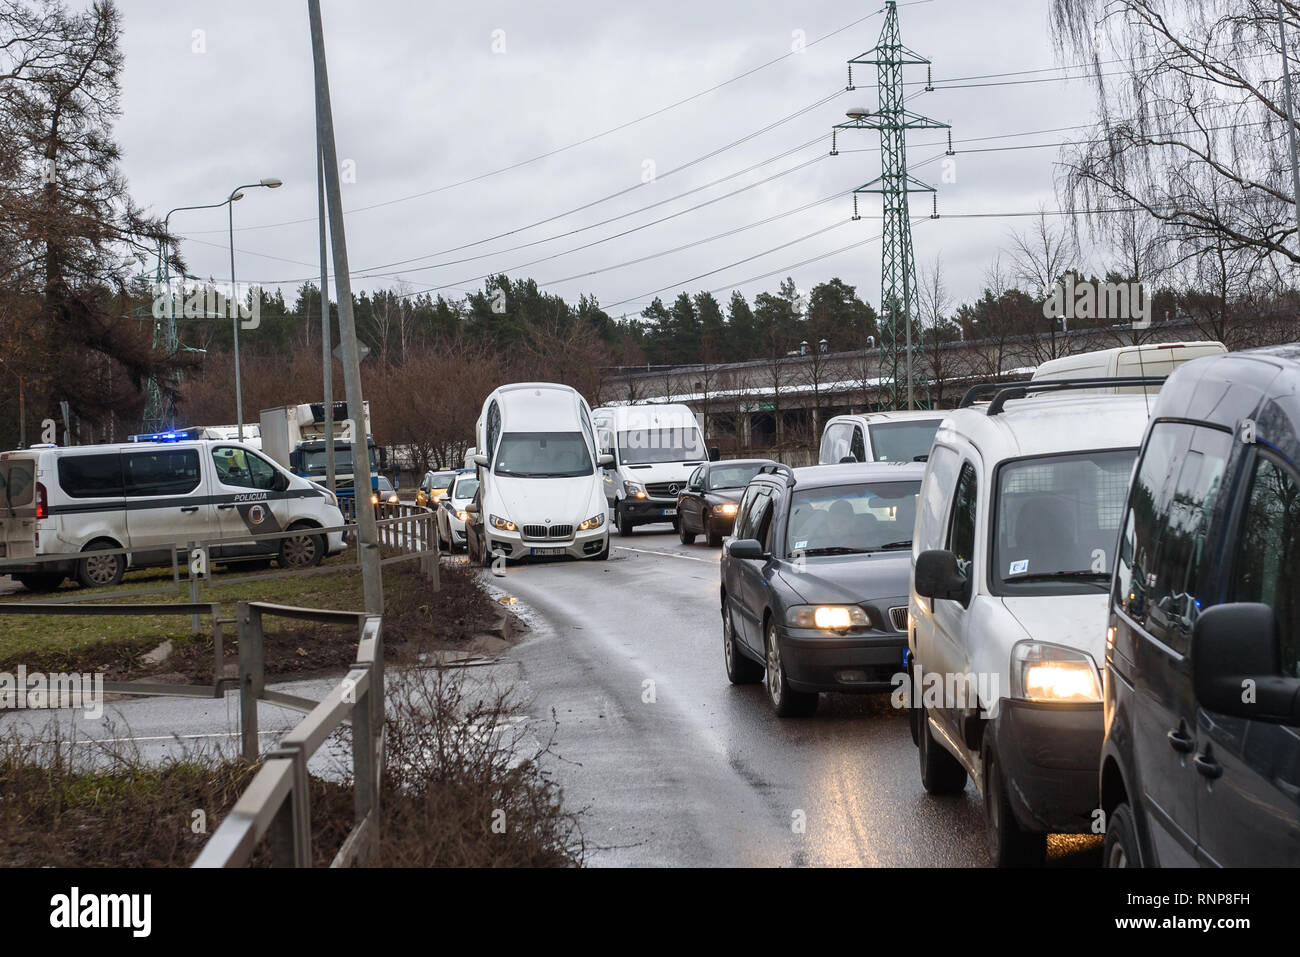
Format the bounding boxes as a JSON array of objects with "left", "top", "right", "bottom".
[
  {"left": 833, "top": 0, "right": 947, "bottom": 410},
  {"left": 140, "top": 242, "right": 178, "bottom": 433}
]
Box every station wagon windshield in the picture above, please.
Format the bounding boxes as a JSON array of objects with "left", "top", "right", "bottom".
[
  {"left": 993, "top": 449, "right": 1138, "bottom": 591},
  {"left": 495, "top": 432, "right": 594, "bottom": 478},
  {"left": 868, "top": 420, "right": 942, "bottom": 462},
  {"left": 617, "top": 427, "right": 706, "bottom": 465},
  {"left": 786, "top": 481, "right": 920, "bottom": 556}
]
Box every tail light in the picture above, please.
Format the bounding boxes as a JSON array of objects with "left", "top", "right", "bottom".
[{"left": 35, "top": 482, "right": 47, "bottom": 520}]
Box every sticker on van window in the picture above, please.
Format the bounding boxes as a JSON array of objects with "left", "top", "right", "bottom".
[
  {"left": 1009, "top": 559, "right": 1028, "bottom": 575},
  {"left": 795, "top": 540, "right": 808, "bottom": 549}
]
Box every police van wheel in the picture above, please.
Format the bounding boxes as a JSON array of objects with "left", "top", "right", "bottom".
[
  {"left": 77, "top": 543, "right": 125, "bottom": 589},
  {"left": 279, "top": 524, "right": 324, "bottom": 569},
  {"left": 16, "top": 572, "right": 63, "bottom": 592}
]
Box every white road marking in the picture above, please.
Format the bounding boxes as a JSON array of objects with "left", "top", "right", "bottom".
[{"left": 613, "top": 544, "right": 718, "bottom": 564}]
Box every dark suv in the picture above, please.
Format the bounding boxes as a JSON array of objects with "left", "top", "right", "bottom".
[{"left": 1102, "top": 343, "right": 1300, "bottom": 867}]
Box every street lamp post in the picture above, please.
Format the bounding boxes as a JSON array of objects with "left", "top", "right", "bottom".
[{"left": 227, "top": 178, "right": 282, "bottom": 440}]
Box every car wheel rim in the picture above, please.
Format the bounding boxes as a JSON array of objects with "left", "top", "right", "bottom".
[
  {"left": 1108, "top": 841, "right": 1127, "bottom": 868},
  {"left": 766, "top": 628, "right": 782, "bottom": 705},
  {"left": 284, "top": 535, "right": 315, "bottom": 566},
  {"left": 86, "top": 555, "right": 117, "bottom": 585},
  {"left": 723, "top": 611, "right": 734, "bottom": 670}
]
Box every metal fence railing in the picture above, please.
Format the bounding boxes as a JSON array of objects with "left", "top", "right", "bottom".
[{"left": 193, "top": 601, "right": 384, "bottom": 868}]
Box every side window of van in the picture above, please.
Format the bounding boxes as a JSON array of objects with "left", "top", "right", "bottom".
[
  {"left": 850, "top": 426, "right": 867, "bottom": 463},
  {"left": 123, "top": 449, "right": 201, "bottom": 497},
  {"left": 212, "top": 447, "right": 278, "bottom": 490},
  {"left": 820, "top": 423, "right": 851, "bottom": 463},
  {"left": 58, "top": 453, "right": 123, "bottom": 498},
  {"left": 1231, "top": 453, "right": 1300, "bottom": 677},
  {"left": 917, "top": 444, "right": 960, "bottom": 549},
  {"left": 1144, "top": 426, "right": 1232, "bottom": 651},
  {"left": 486, "top": 401, "right": 501, "bottom": 463},
  {"left": 947, "top": 462, "right": 978, "bottom": 577}
]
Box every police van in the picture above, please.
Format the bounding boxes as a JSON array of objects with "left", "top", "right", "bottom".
[{"left": 0, "top": 436, "right": 346, "bottom": 591}]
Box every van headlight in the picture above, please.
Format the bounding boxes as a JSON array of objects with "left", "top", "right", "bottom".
[
  {"left": 784, "top": 605, "right": 870, "bottom": 631},
  {"left": 578, "top": 513, "right": 605, "bottom": 531},
  {"left": 623, "top": 480, "right": 647, "bottom": 500},
  {"left": 490, "top": 514, "right": 517, "bottom": 532},
  {"left": 1011, "top": 641, "right": 1101, "bottom": 703}
]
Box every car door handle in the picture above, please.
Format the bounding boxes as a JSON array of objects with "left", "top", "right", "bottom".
[
  {"left": 1166, "top": 727, "right": 1195, "bottom": 753},
  {"left": 218, "top": 503, "right": 236, "bottom": 510},
  {"left": 1193, "top": 752, "right": 1223, "bottom": 780},
  {"left": 180, "top": 506, "right": 199, "bottom": 513}
]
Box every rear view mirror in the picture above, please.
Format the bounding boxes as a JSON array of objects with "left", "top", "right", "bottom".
[
  {"left": 464, "top": 502, "right": 479, "bottom": 515},
  {"left": 839, "top": 456, "right": 858, "bottom": 464},
  {"left": 598, "top": 453, "right": 615, "bottom": 468},
  {"left": 1193, "top": 603, "right": 1300, "bottom": 726},
  {"left": 473, "top": 453, "right": 489, "bottom": 468},
  {"left": 728, "top": 539, "right": 765, "bottom": 560},
  {"left": 709, "top": 447, "right": 721, "bottom": 462},
  {"left": 914, "top": 549, "right": 969, "bottom": 606}
]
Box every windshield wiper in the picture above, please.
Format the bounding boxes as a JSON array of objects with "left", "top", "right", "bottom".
[
  {"left": 797, "top": 546, "right": 870, "bottom": 556},
  {"left": 872, "top": 540, "right": 912, "bottom": 551},
  {"left": 1007, "top": 571, "right": 1109, "bottom": 586}
]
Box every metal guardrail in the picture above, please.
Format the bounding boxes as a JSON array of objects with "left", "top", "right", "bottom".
[{"left": 193, "top": 602, "right": 384, "bottom": 868}]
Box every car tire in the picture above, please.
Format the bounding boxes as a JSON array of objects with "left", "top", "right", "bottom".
[
  {"left": 907, "top": 660, "right": 921, "bottom": 746},
  {"left": 678, "top": 517, "right": 696, "bottom": 545},
  {"left": 1104, "top": 802, "right": 1140, "bottom": 869},
  {"left": 764, "top": 620, "right": 818, "bottom": 717},
  {"left": 16, "top": 572, "right": 64, "bottom": 592},
  {"left": 278, "top": 523, "right": 325, "bottom": 569},
  {"left": 76, "top": 541, "right": 125, "bottom": 588},
  {"left": 705, "top": 516, "right": 723, "bottom": 548},
  {"left": 918, "top": 701, "right": 968, "bottom": 795},
  {"left": 593, "top": 536, "right": 610, "bottom": 561},
  {"left": 984, "top": 743, "right": 1047, "bottom": 867},
  {"left": 722, "top": 605, "right": 763, "bottom": 684},
  {"left": 616, "top": 504, "right": 635, "bottom": 537}
]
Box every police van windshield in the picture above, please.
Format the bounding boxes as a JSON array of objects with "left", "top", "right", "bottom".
[{"left": 495, "top": 432, "right": 593, "bottom": 478}]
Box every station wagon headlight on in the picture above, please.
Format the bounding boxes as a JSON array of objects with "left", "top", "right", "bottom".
[
  {"left": 578, "top": 513, "right": 605, "bottom": 531},
  {"left": 785, "top": 605, "right": 870, "bottom": 631},
  {"left": 623, "top": 480, "right": 647, "bottom": 500},
  {"left": 490, "top": 514, "right": 517, "bottom": 532},
  {"left": 1011, "top": 641, "right": 1101, "bottom": 703},
  {"left": 713, "top": 503, "right": 738, "bottom": 515}
]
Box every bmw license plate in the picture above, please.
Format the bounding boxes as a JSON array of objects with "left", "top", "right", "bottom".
[
  {"left": 660, "top": 508, "right": 676, "bottom": 516},
  {"left": 530, "top": 547, "right": 565, "bottom": 556}
]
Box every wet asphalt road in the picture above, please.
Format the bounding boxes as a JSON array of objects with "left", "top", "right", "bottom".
[{"left": 487, "top": 523, "right": 1102, "bottom": 867}]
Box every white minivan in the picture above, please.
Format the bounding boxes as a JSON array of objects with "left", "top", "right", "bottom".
[
  {"left": 907, "top": 380, "right": 1155, "bottom": 865},
  {"left": 0, "top": 438, "right": 346, "bottom": 591},
  {"left": 466, "top": 382, "right": 611, "bottom": 562},
  {"left": 591, "top": 403, "right": 712, "bottom": 536},
  {"left": 1031, "top": 341, "right": 1226, "bottom": 392},
  {"left": 818, "top": 410, "right": 944, "bottom": 465}
]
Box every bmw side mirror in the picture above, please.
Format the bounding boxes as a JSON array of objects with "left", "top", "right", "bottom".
[
  {"left": 709, "top": 447, "right": 721, "bottom": 462},
  {"left": 728, "top": 539, "right": 765, "bottom": 560},
  {"left": 914, "top": 549, "right": 969, "bottom": 606},
  {"left": 598, "top": 453, "right": 615, "bottom": 468},
  {"left": 1193, "top": 603, "right": 1300, "bottom": 726}
]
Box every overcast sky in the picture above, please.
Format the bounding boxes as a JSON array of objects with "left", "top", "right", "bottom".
[{"left": 115, "top": 0, "right": 1101, "bottom": 329}]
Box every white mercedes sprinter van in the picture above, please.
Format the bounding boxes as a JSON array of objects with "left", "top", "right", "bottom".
[
  {"left": 466, "top": 382, "right": 612, "bottom": 562},
  {"left": 0, "top": 438, "right": 346, "bottom": 591},
  {"left": 591, "top": 402, "right": 712, "bottom": 536}
]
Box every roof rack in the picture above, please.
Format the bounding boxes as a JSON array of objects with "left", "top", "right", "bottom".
[
  {"left": 756, "top": 462, "right": 797, "bottom": 487},
  {"left": 977, "top": 376, "right": 1167, "bottom": 416},
  {"left": 958, "top": 381, "right": 1027, "bottom": 408}
]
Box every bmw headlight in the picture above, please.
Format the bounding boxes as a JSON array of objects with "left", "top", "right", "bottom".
[
  {"left": 490, "top": 514, "right": 517, "bottom": 532},
  {"left": 1011, "top": 641, "right": 1101, "bottom": 703},
  {"left": 578, "top": 513, "right": 605, "bottom": 531},
  {"left": 623, "top": 480, "right": 647, "bottom": 500},
  {"left": 784, "top": 604, "right": 870, "bottom": 631}
]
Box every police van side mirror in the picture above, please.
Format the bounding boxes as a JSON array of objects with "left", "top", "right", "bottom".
[
  {"left": 1193, "top": 603, "right": 1300, "bottom": 727},
  {"left": 914, "top": 549, "right": 970, "bottom": 606}
]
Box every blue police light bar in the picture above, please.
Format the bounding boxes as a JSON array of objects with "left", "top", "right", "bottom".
[{"left": 128, "top": 427, "right": 201, "bottom": 443}]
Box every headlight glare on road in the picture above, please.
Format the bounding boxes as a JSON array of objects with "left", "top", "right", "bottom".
[
  {"left": 713, "top": 502, "right": 738, "bottom": 515},
  {"left": 1011, "top": 641, "right": 1101, "bottom": 702},
  {"left": 578, "top": 513, "right": 605, "bottom": 531},
  {"left": 490, "top": 513, "right": 517, "bottom": 532},
  {"left": 785, "top": 604, "right": 870, "bottom": 630}
]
